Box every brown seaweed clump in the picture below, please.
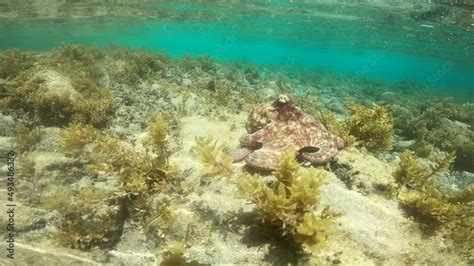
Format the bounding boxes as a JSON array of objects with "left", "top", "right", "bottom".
[
  {"left": 43, "top": 188, "right": 125, "bottom": 250},
  {"left": 326, "top": 102, "right": 394, "bottom": 152},
  {"left": 392, "top": 150, "right": 473, "bottom": 257},
  {"left": 237, "top": 150, "right": 334, "bottom": 254},
  {"left": 2, "top": 46, "right": 115, "bottom": 127},
  {"left": 193, "top": 136, "right": 234, "bottom": 178},
  {"left": 57, "top": 119, "right": 179, "bottom": 249}
]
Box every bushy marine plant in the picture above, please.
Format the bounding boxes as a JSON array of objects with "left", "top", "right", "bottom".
[
  {"left": 319, "top": 112, "right": 357, "bottom": 147},
  {"left": 43, "top": 188, "right": 125, "bottom": 250},
  {"left": 48, "top": 44, "right": 105, "bottom": 80},
  {"left": 142, "top": 113, "right": 171, "bottom": 168},
  {"left": 62, "top": 122, "right": 169, "bottom": 189},
  {"left": 392, "top": 150, "right": 473, "bottom": 256},
  {"left": 159, "top": 241, "right": 200, "bottom": 266},
  {"left": 179, "top": 54, "right": 216, "bottom": 73},
  {"left": 237, "top": 150, "right": 333, "bottom": 253},
  {"left": 0, "top": 49, "right": 36, "bottom": 79},
  {"left": 59, "top": 121, "right": 184, "bottom": 250},
  {"left": 145, "top": 199, "right": 177, "bottom": 241},
  {"left": 392, "top": 150, "right": 455, "bottom": 192},
  {"left": 344, "top": 102, "right": 394, "bottom": 152},
  {"left": 34, "top": 77, "right": 113, "bottom": 127},
  {"left": 193, "top": 136, "right": 234, "bottom": 178},
  {"left": 320, "top": 102, "right": 394, "bottom": 151},
  {"left": 61, "top": 122, "right": 175, "bottom": 220},
  {"left": 13, "top": 123, "right": 42, "bottom": 153},
  {"left": 109, "top": 47, "right": 168, "bottom": 85},
  {"left": 4, "top": 45, "right": 115, "bottom": 127}
]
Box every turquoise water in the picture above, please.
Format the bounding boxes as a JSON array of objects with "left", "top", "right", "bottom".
[{"left": 0, "top": 2, "right": 473, "bottom": 92}]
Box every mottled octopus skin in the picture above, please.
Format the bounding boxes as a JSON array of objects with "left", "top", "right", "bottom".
[{"left": 234, "top": 97, "right": 345, "bottom": 171}]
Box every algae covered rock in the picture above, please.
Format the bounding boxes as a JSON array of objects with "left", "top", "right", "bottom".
[
  {"left": 0, "top": 114, "right": 16, "bottom": 136},
  {"left": 393, "top": 99, "right": 474, "bottom": 172},
  {"left": 43, "top": 189, "right": 126, "bottom": 250},
  {"left": 423, "top": 118, "right": 474, "bottom": 171},
  {"left": 2, "top": 46, "right": 115, "bottom": 127},
  {"left": 391, "top": 150, "right": 473, "bottom": 257},
  {"left": 0, "top": 49, "right": 36, "bottom": 80}
]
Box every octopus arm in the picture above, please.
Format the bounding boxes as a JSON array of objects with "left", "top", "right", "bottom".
[{"left": 239, "top": 128, "right": 268, "bottom": 148}]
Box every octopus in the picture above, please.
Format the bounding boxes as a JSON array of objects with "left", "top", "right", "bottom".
[{"left": 232, "top": 94, "right": 345, "bottom": 171}]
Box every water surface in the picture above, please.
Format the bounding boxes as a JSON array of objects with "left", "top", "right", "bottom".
[{"left": 0, "top": 2, "right": 472, "bottom": 92}]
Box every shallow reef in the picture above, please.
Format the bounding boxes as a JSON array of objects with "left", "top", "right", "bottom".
[{"left": 0, "top": 45, "right": 472, "bottom": 265}]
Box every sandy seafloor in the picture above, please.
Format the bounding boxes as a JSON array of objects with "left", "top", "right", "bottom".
[{"left": 0, "top": 1, "right": 473, "bottom": 265}]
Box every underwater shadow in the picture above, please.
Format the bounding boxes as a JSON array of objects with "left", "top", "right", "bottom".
[
  {"left": 239, "top": 214, "right": 303, "bottom": 265},
  {"left": 399, "top": 204, "right": 440, "bottom": 237}
]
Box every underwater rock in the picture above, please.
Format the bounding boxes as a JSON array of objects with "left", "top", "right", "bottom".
[
  {"left": 0, "top": 242, "right": 100, "bottom": 265},
  {"left": 35, "top": 127, "right": 62, "bottom": 152},
  {"left": 318, "top": 172, "right": 456, "bottom": 264},
  {"left": 324, "top": 98, "right": 345, "bottom": 114},
  {"left": 0, "top": 137, "right": 14, "bottom": 155},
  {"left": 33, "top": 151, "right": 82, "bottom": 179},
  {"left": 330, "top": 160, "right": 372, "bottom": 195},
  {"left": 0, "top": 114, "right": 16, "bottom": 136},
  {"left": 170, "top": 92, "right": 201, "bottom": 116},
  {"left": 333, "top": 147, "right": 396, "bottom": 194},
  {"left": 233, "top": 95, "right": 345, "bottom": 171},
  {"left": 379, "top": 91, "right": 398, "bottom": 102},
  {"left": 0, "top": 204, "right": 49, "bottom": 233},
  {"left": 393, "top": 138, "right": 416, "bottom": 152},
  {"left": 181, "top": 78, "right": 193, "bottom": 87},
  {"left": 425, "top": 118, "right": 474, "bottom": 172}
]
